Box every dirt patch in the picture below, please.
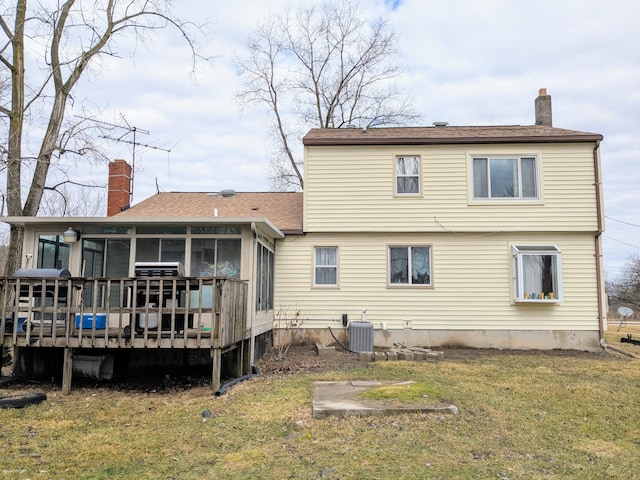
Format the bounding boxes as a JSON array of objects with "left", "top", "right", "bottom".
[
  {"left": 255, "top": 344, "right": 363, "bottom": 375},
  {"left": 256, "top": 343, "right": 624, "bottom": 375}
]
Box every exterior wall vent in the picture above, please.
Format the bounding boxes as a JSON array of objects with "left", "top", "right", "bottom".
[{"left": 349, "top": 321, "right": 373, "bottom": 352}]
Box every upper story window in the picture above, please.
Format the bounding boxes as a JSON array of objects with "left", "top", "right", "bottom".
[
  {"left": 389, "top": 245, "right": 431, "bottom": 286},
  {"left": 512, "top": 245, "right": 562, "bottom": 302},
  {"left": 395, "top": 156, "right": 421, "bottom": 195},
  {"left": 473, "top": 156, "right": 538, "bottom": 200},
  {"left": 314, "top": 247, "right": 338, "bottom": 286}
]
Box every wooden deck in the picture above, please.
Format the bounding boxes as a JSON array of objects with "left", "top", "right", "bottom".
[{"left": 1, "top": 276, "right": 250, "bottom": 393}]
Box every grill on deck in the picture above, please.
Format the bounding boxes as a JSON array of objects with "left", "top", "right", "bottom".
[
  {"left": 11, "top": 268, "right": 72, "bottom": 331},
  {"left": 132, "top": 262, "right": 189, "bottom": 333},
  {"left": 134, "top": 262, "right": 184, "bottom": 277}
]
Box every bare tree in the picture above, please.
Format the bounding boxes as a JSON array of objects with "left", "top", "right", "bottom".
[
  {"left": 0, "top": 1, "right": 210, "bottom": 276},
  {"left": 607, "top": 254, "right": 640, "bottom": 311},
  {"left": 235, "top": 0, "right": 420, "bottom": 191},
  {"left": 40, "top": 182, "right": 106, "bottom": 217}
]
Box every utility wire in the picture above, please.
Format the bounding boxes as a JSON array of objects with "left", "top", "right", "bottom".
[
  {"left": 605, "top": 215, "right": 640, "bottom": 228},
  {"left": 603, "top": 234, "right": 640, "bottom": 250}
]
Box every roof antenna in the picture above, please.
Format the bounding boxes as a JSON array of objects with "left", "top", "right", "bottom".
[{"left": 75, "top": 114, "right": 172, "bottom": 202}]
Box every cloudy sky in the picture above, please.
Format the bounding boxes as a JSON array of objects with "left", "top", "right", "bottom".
[{"left": 52, "top": 0, "right": 640, "bottom": 280}]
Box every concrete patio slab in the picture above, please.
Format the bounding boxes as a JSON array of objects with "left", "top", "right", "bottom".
[{"left": 312, "top": 380, "right": 459, "bottom": 419}]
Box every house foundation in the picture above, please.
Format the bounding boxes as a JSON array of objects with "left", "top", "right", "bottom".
[{"left": 278, "top": 328, "right": 602, "bottom": 353}]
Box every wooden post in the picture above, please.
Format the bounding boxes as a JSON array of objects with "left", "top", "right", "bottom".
[
  {"left": 211, "top": 347, "right": 221, "bottom": 392},
  {"left": 242, "top": 339, "right": 251, "bottom": 375},
  {"left": 62, "top": 347, "right": 74, "bottom": 395},
  {"left": 233, "top": 342, "right": 243, "bottom": 378}
]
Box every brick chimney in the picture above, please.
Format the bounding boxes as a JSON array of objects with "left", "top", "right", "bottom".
[
  {"left": 535, "top": 88, "right": 552, "bottom": 127},
  {"left": 107, "top": 159, "right": 132, "bottom": 216}
]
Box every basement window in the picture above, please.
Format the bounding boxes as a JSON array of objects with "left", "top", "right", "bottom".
[{"left": 513, "top": 245, "right": 562, "bottom": 302}]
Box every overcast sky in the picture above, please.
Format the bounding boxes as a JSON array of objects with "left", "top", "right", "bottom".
[{"left": 60, "top": 0, "right": 639, "bottom": 280}]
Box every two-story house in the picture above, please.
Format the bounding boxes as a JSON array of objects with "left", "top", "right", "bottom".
[
  {"left": 276, "top": 89, "right": 605, "bottom": 352},
  {"left": 1, "top": 90, "right": 605, "bottom": 389}
]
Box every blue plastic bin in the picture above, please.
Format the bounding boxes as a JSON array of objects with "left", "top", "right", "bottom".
[{"left": 75, "top": 313, "right": 107, "bottom": 329}]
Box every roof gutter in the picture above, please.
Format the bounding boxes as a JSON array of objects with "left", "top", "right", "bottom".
[{"left": 303, "top": 134, "right": 604, "bottom": 147}]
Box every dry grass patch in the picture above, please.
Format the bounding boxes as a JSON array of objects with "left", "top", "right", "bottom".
[{"left": 1, "top": 345, "right": 639, "bottom": 479}]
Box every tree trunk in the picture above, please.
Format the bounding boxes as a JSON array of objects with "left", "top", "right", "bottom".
[
  {"left": 4, "top": 1, "right": 27, "bottom": 276},
  {"left": 4, "top": 225, "right": 24, "bottom": 276}
]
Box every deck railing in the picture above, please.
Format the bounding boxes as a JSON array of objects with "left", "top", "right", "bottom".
[{"left": 0, "top": 276, "right": 248, "bottom": 350}]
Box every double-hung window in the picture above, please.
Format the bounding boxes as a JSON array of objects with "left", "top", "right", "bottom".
[
  {"left": 314, "top": 247, "right": 338, "bottom": 286},
  {"left": 395, "top": 156, "right": 421, "bottom": 195},
  {"left": 389, "top": 245, "right": 431, "bottom": 286},
  {"left": 513, "top": 245, "right": 562, "bottom": 302},
  {"left": 473, "top": 156, "right": 538, "bottom": 199}
]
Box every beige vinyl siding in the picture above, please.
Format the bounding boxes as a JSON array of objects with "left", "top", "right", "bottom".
[
  {"left": 304, "top": 143, "right": 598, "bottom": 233},
  {"left": 275, "top": 232, "right": 599, "bottom": 331}
]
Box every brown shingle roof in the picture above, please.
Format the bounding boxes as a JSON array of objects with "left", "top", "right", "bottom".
[
  {"left": 116, "top": 192, "right": 303, "bottom": 233},
  {"left": 303, "top": 125, "right": 603, "bottom": 145}
]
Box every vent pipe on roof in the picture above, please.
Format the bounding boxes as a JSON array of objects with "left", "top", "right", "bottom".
[{"left": 535, "top": 88, "right": 552, "bottom": 127}]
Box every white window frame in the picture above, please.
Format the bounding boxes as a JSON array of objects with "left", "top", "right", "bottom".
[
  {"left": 512, "top": 245, "right": 562, "bottom": 303},
  {"left": 472, "top": 155, "right": 539, "bottom": 200},
  {"left": 388, "top": 245, "right": 432, "bottom": 287},
  {"left": 314, "top": 246, "right": 338, "bottom": 287},
  {"left": 395, "top": 155, "right": 421, "bottom": 195}
]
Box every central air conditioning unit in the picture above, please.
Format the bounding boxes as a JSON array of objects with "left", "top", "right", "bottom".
[{"left": 349, "top": 321, "right": 373, "bottom": 352}]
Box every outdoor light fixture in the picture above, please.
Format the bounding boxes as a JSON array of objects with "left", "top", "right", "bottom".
[{"left": 63, "top": 227, "right": 80, "bottom": 243}]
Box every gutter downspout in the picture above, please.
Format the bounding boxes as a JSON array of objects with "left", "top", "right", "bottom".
[
  {"left": 592, "top": 141, "right": 632, "bottom": 357},
  {"left": 592, "top": 140, "right": 605, "bottom": 347},
  {"left": 249, "top": 222, "right": 257, "bottom": 367}
]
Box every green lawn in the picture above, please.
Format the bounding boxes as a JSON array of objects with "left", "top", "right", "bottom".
[{"left": 1, "top": 329, "right": 639, "bottom": 479}]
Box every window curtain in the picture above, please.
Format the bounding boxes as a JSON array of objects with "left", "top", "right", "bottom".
[
  {"left": 521, "top": 157, "right": 537, "bottom": 198},
  {"left": 315, "top": 247, "right": 337, "bottom": 284},
  {"left": 390, "top": 248, "right": 408, "bottom": 283},
  {"left": 411, "top": 247, "right": 430, "bottom": 284},
  {"left": 473, "top": 158, "right": 488, "bottom": 198},
  {"left": 522, "top": 254, "right": 556, "bottom": 298},
  {"left": 522, "top": 255, "right": 543, "bottom": 296},
  {"left": 396, "top": 157, "right": 420, "bottom": 193}
]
